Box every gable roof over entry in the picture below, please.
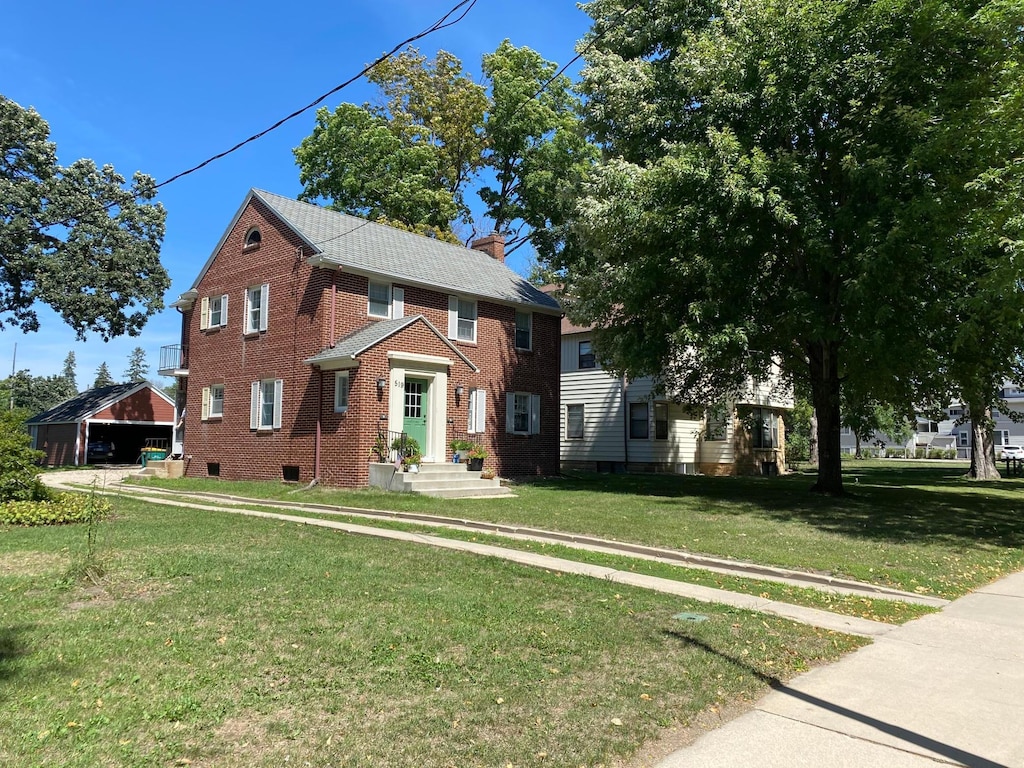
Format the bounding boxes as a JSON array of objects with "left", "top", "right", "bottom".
[
  {"left": 185, "top": 189, "right": 562, "bottom": 313},
  {"left": 304, "top": 315, "right": 479, "bottom": 372}
]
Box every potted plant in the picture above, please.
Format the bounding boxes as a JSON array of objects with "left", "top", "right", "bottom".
[
  {"left": 465, "top": 443, "right": 487, "bottom": 472},
  {"left": 449, "top": 438, "right": 473, "bottom": 463},
  {"left": 391, "top": 435, "right": 421, "bottom": 472},
  {"left": 369, "top": 433, "right": 389, "bottom": 463}
]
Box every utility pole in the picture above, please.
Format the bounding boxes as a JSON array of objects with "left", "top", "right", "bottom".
[{"left": 9, "top": 342, "right": 15, "bottom": 411}]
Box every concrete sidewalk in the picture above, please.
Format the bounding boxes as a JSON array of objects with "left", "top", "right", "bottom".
[{"left": 655, "top": 569, "right": 1024, "bottom": 767}]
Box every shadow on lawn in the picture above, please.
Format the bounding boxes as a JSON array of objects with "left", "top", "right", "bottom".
[{"left": 521, "top": 465, "right": 1024, "bottom": 549}]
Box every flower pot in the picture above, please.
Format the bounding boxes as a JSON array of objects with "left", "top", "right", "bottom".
[
  {"left": 467, "top": 458, "right": 484, "bottom": 472},
  {"left": 406, "top": 464, "right": 419, "bottom": 473}
]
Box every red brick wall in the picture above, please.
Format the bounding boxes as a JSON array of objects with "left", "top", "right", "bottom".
[
  {"left": 181, "top": 197, "right": 560, "bottom": 485},
  {"left": 94, "top": 388, "right": 174, "bottom": 423}
]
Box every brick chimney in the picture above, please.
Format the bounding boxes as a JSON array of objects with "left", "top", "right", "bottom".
[{"left": 471, "top": 233, "right": 505, "bottom": 263}]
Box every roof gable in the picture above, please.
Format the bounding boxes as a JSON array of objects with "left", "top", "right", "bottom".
[
  {"left": 26, "top": 382, "right": 174, "bottom": 425},
  {"left": 180, "top": 189, "right": 561, "bottom": 313},
  {"left": 304, "top": 315, "right": 479, "bottom": 372}
]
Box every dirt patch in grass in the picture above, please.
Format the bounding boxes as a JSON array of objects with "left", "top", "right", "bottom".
[{"left": 0, "top": 551, "right": 65, "bottom": 577}]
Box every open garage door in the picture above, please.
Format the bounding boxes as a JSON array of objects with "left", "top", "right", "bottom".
[{"left": 86, "top": 423, "right": 173, "bottom": 465}]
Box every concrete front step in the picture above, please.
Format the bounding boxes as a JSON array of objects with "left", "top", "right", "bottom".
[{"left": 368, "top": 462, "right": 512, "bottom": 497}]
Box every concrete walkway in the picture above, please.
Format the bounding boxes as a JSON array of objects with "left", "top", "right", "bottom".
[
  {"left": 656, "top": 569, "right": 1024, "bottom": 767},
  {"left": 42, "top": 468, "right": 1024, "bottom": 766}
]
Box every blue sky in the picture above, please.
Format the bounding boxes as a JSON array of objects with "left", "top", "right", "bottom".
[{"left": 3, "top": 0, "right": 593, "bottom": 387}]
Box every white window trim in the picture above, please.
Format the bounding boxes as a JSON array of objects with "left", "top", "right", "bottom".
[
  {"left": 368, "top": 281, "right": 392, "bottom": 318},
  {"left": 334, "top": 371, "right": 350, "bottom": 413},
  {"left": 515, "top": 311, "right": 532, "bottom": 350},
  {"left": 250, "top": 378, "right": 283, "bottom": 430},
  {"left": 206, "top": 384, "right": 224, "bottom": 418},
  {"left": 506, "top": 392, "right": 540, "bottom": 435},
  {"left": 468, "top": 388, "right": 487, "bottom": 434},
  {"left": 245, "top": 283, "right": 269, "bottom": 334},
  {"left": 566, "top": 403, "right": 584, "bottom": 439},
  {"left": 448, "top": 295, "right": 478, "bottom": 343}
]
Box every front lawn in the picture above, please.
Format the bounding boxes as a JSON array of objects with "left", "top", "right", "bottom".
[
  {"left": 132, "top": 461, "right": 1024, "bottom": 599},
  {"left": 0, "top": 497, "right": 861, "bottom": 767}
]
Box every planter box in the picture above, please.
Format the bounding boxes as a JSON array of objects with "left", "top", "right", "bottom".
[{"left": 467, "top": 458, "right": 484, "bottom": 472}]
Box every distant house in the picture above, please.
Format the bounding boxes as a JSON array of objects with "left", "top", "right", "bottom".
[
  {"left": 161, "top": 189, "right": 561, "bottom": 487},
  {"left": 841, "top": 383, "right": 1024, "bottom": 458},
  {"left": 551, "top": 306, "right": 793, "bottom": 476},
  {"left": 26, "top": 382, "right": 175, "bottom": 466}
]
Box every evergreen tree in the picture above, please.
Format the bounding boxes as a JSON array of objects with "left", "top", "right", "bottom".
[
  {"left": 124, "top": 346, "right": 149, "bottom": 383},
  {"left": 93, "top": 362, "right": 114, "bottom": 388},
  {"left": 60, "top": 351, "right": 78, "bottom": 393}
]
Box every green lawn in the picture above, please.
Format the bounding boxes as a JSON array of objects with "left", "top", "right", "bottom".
[
  {"left": 0, "top": 497, "right": 862, "bottom": 767},
  {"left": 133, "top": 460, "right": 1024, "bottom": 599}
]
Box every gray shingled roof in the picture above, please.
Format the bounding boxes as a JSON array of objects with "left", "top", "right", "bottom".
[
  {"left": 304, "top": 315, "right": 478, "bottom": 371},
  {"left": 26, "top": 382, "right": 164, "bottom": 425},
  {"left": 251, "top": 190, "right": 561, "bottom": 312}
]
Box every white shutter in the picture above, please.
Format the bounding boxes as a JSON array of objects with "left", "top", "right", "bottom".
[
  {"left": 506, "top": 392, "right": 515, "bottom": 433},
  {"left": 221, "top": 294, "right": 228, "bottom": 327},
  {"left": 475, "top": 389, "right": 487, "bottom": 434},
  {"left": 530, "top": 394, "right": 541, "bottom": 435},
  {"left": 273, "top": 379, "right": 283, "bottom": 429},
  {"left": 448, "top": 295, "right": 458, "bottom": 338},
  {"left": 201, "top": 387, "right": 211, "bottom": 421},
  {"left": 392, "top": 287, "right": 404, "bottom": 319},
  {"left": 199, "top": 297, "right": 209, "bottom": 330},
  {"left": 259, "top": 284, "right": 270, "bottom": 331},
  {"left": 467, "top": 391, "right": 477, "bottom": 434},
  {"left": 250, "top": 382, "right": 259, "bottom": 429}
]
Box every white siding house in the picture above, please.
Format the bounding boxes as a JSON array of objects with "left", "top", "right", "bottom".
[{"left": 557, "top": 323, "right": 793, "bottom": 476}]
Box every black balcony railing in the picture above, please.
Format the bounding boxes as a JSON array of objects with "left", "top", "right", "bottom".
[{"left": 159, "top": 344, "right": 188, "bottom": 373}]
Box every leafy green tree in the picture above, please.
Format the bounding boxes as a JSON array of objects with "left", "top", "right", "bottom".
[
  {"left": 123, "top": 346, "right": 149, "bottom": 383},
  {"left": 295, "top": 44, "right": 591, "bottom": 249},
  {"left": 1, "top": 369, "right": 76, "bottom": 415},
  {"left": 93, "top": 362, "right": 114, "bottom": 388},
  {"left": 0, "top": 96, "right": 169, "bottom": 340},
  {"left": 550, "top": 0, "right": 1024, "bottom": 494},
  {"left": 0, "top": 409, "right": 47, "bottom": 502}
]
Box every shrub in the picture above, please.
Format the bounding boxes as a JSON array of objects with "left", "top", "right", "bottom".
[
  {"left": 0, "top": 410, "right": 49, "bottom": 503},
  {"left": 0, "top": 492, "right": 112, "bottom": 526}
]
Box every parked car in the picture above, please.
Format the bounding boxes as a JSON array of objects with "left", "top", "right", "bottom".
[
  {"left": 87, "top": 440, "right": 116, "bottom": 463},
  {"left": 1000, "top": 445, "right": 1024, "bottom": 459}
]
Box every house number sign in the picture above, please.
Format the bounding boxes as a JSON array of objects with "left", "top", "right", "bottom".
[{"left": 394, "top": 378, "right": 405, "bottom": 388}]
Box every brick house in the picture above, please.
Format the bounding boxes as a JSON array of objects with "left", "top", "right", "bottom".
[{"left": 160, "top": 189, "right": 561, "bottom": 486}]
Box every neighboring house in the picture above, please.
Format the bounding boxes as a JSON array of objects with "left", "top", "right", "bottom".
[
  {"left": 26, "top": 382, "right": 175, "bottom": 466},
  {"left": 554, "top": 312, "right": 793, "bottom": 476},
  {"left": 840, "top": 383, "right": 1024, "bottom": 458},
  {"left": 160, "top": 189, "right": 561, "bottom": 487}
]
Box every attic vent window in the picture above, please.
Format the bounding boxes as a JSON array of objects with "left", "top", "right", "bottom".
[{"left": 244, "top": 228, "right": 262, "bottom": 249}]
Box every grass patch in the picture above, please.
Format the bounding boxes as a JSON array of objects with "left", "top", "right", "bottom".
[
  {"left": 1, "top": 495, "right": 863, "bottom": 767},
  {"left": 131, "top": 460, "right": 1024, "bottom": 599}
]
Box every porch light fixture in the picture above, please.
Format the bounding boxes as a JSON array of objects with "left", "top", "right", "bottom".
[
  {"left": 376, "top": 376, "right": 387, "bottom": 393},
  {"left": 455, "top": 384, "right": 465, "bottom": 398}
]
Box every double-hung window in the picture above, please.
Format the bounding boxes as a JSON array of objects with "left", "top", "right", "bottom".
[
  {"left": 566, "top": 404, "right": 584, "bottom": 439},
  {"left": 750, "top": 407, "right": 778, "bottom": 449},
  {"left": 448, "top": 296, "right": 477, "bottom": 342},
  {"left": 250, "top": 378, "right": 283, "bottom": 430},
  {"left": 200, "top": 294, "right": 228, "bottom": 330},
  {"left": 368, "top": 282, "right": 391, "bottom": 318},
  {"left": 201, "top": 384, "right": 224, "bottom": 420},
  {"left": 515, "top": 311, "right": 532, "bottom": 350},
  {"left": 654, "top": 402, "right": 669, "bottom": 440},
  {"left": 506, "top": 392, "right": 540, "bottom": 435},
  {"left": 245, "top": 284, "right": 269, "bottom": 334},
  {"left": 629, "top": 402, "right": 649, "bottom": 439},
  {"left": 706, "top": 404, "right": 728, "bottom": 441},
  {"left": 578, "top": 340, "right": 595, "bottom": 369},
  {"left": 334, "top": 372, "right": 350, "bottom": 413}
]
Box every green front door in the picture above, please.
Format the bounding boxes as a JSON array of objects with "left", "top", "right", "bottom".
[{"left": 403, "top": 378, "right": 428, "bottom": 453}]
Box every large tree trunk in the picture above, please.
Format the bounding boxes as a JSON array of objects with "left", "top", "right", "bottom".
[
  {"left": 808, "top": 340, "right": 844, "bottom": 494},
  {"left": 809, "top": 408, "right": 819, "bottom": 465},
  {"left": 965, "top": 400, "right": 1000, "bottom": 480},
  {"left": 854, "top": 432, "right": 862, "bottom": 459}
]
